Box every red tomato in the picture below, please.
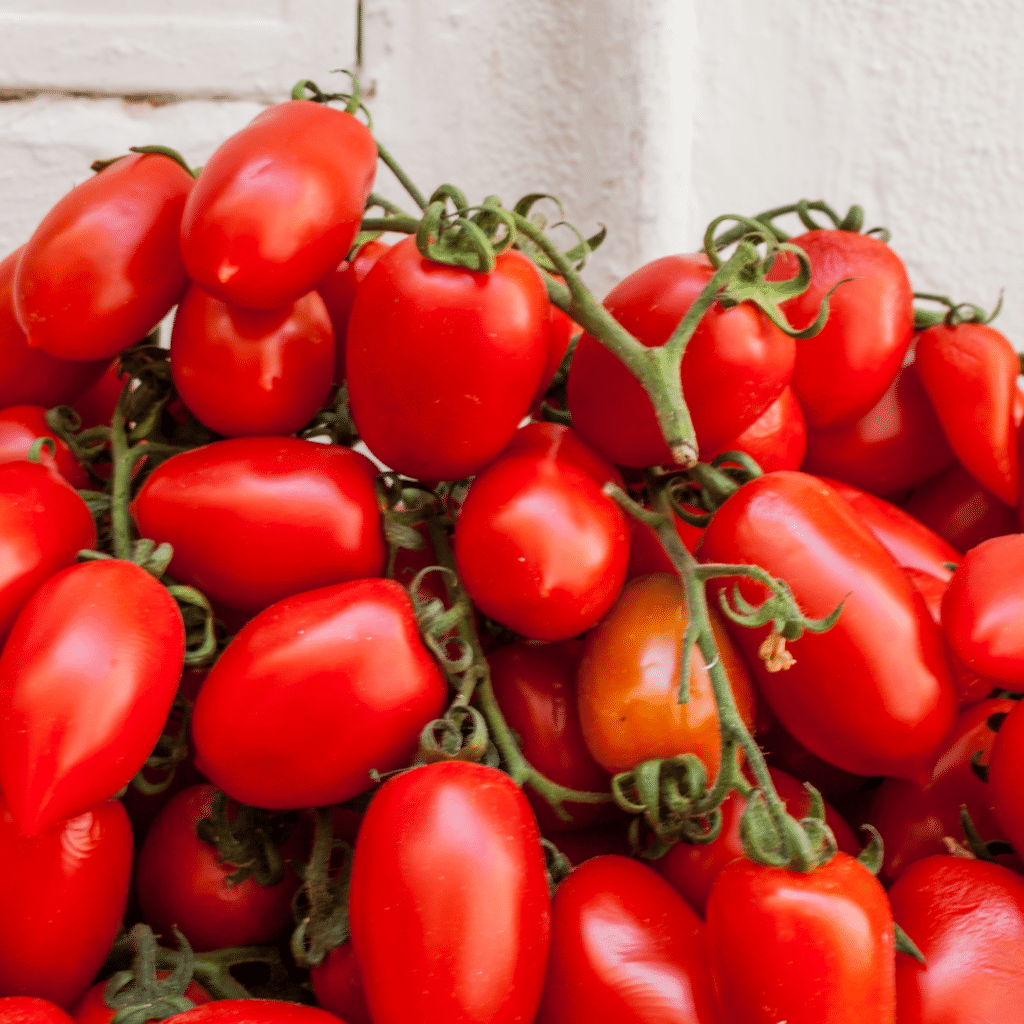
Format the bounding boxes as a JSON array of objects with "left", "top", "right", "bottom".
[
  {"left": 771, "top": 229, "right": 913, "bottom": 428},
  {"left": 532, "top": 288, "right": 574, "bottom": 407},
  {"left": 69, "top": 362, "right": 125, "bottom": 430},
  {"left": 347, "top": 237, "right": 550, "bottom": 480},
  {"left": 0, "top": 249, "right": 110, "bottom": 408},
  {"left": 989, "top": 697, "right": 1024, "bottom": 859},
  {"left": 567, "top": 253, "right": 796, "bottom": 466},
  {"left": 867, "top": 698, "right": 1020, "bottom": 883},
  {"left": 349, "top": 761, "right": 550, "bottom": 1024},
  {"left": 625, "top": 511, "right": 705, "bottom": 581},
  {"left": 916, "top": 319, "right": 1020, "bottom": 506},
  {"left": 656, "top": 765, "right": 860, "bottom": 916},
  {"left": 310, "top": 943, "right": 373, "bottom": 1024},
  {"left": 707, "top": 852, "right": 895, "bottom": 1023},
  {"left": 192, "top": 579, "right": 447, "bottom": 808},
  {"left": 0, "top": 796, "right": 132, "bottom": 1008},
  {"left": 698, "top": 472, "right": 958, "bottom": 782},
  {"left": 170, "top": 283, "right": 334, "bottom": 437},
  {"left": 131, "top": 437, "right": 385, "bottom": 614},
  {"left": 0, "top": 405, "right": 90, "bottom": 488},
  {"left": 317, "top": 238, "right": 390, "bottom": 385},
  {"left": 709, "top": 384, "right": 807, "bottom": 472},
  {"left": 801, "top": 361, "right": 954, "bottom": 494},
  {"left": 577, "top": 573, "right": 756, "bottom": 777},
  {"left": 903, "top": 461, "right": 1019, "bottom": 552},
  {"left": 0, "top": 999, "right": 75, "bottom": 1024},
  {"left": 71, "top": 974, "right": 211, "bottom": 1024},
  {"left": 535, "top": 855, "right": 720, "bottom": 1024},
  {"left": 180, "top": 100, "right": 377, "bottom": 310},
  {"left": 0, "top": 459, "right": 96, "bottom": 643},
  {"left": 889, "top": 856, "right": 1024, "bottom": 1023},
  {"left": 0, "top": 559, "right": 184, "bottom": 835},
  {"left": 455, "top": 450, "right": 630, "bottom": 641},
  {"left": 14, "top": 153, "right": 192, "bottom": 361},
  {"left": 487, "top": 639, "right": 622, "bottom": 831},
  {"left": 498, "top": 421, "right": 624, "bottom": 487},
  {"left": 135, "top": 784, "right": 307, "bottom": 952},
  {"left": 163, "top": 1003, "right": 345, "bottom": 1024}
]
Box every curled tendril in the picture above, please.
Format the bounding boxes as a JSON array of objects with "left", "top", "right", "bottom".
[{"left": 415, "top": 704, "right": 496, "bottom": 765}]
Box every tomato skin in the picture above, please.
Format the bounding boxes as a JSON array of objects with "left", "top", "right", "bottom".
[
  {"left": 180, "top": 100, "right": 376, "bottom": 310},
  {"left": 14, "top": 154, "right": 192, "bottom": 361},
  {"left": 625, "top": 513, "right": 704, "bottom": 581},
  {"left": 0, "top": 796, "right": 132, "bottom": 1008},
  {"left": 192, "top": 578, "right": 447, "bottom": 809},
  {"left": 0, "top": 249, "right": 110, "bottom": 408},
  {"left": 170, "top": 283, "right": 334, "bottom": 437},
  {"left": 535, "top": 855, "right": 720, "bottom": 1024},
  {"left": 698, "top": 472, "right": 958, "bottom": 783},
  {"left": 534, "top": 298, "right": 574, "bottom": 406},
  {"left": 310, "top": 943, "right": 373, "bottom": 1024},
  {"left": 577, "top": 574, "right": 756, "bottom": 777},
  {"left": 889, "top": 856, "right": 1024, "bottom": 1024},
  {"left": 164, "top": 1002, "right": 345, "bottom": 1024},
  {"left": 499, "top": 421, "right": 624, "bottom": 487},
  {"left": 567, "top": 253, "right": 796, "bottom": 466},
  {"left": 773, "top": 229, "right": 914, "bottom": 428},
  {"left": 709, "top": 384, "right": 807, "bottom": 472},
  {"left": 0, "top": 405, "right": 90, "bottom": 488},
  {"left": 71, "top": 974, "right": 211, "bottom": 1024},
  {"left": 0, "top": 460, "right": 96, "bottom": 644},
  {"left": 0, "top": 559, "right": 184, "bottom": 835},
  {"left": 349, "top": 761, "right": 551, "bottom": 1024},
  {"left": 70, "top": 362, "right": 125, "bottom": 430},
  {"left": 0, "top": 998, "right": 75, "bottom": 1024},
  {"left": 347, "top": 238, "right": 550, "bottom": 480},
  {"left": 916, "top": 320, "right": 1021, "bottom": 506},
  {"left": 989, "top": 698, "right": 1024, "bottom": 859},
  {"left": 801, "top": 361, "right": 955, "bottom": 494},
  {"left": 707, "top": 852, "right": 895, "bottom": 1023},
  {"left": 455, "top": 453, "right": 630, "bottom": 642},
  {"left": 131, "top": 437, "right": 385, "bottom": 614},
  {"left": 135, "top": 784, "right": 307, "bottom": 952}
]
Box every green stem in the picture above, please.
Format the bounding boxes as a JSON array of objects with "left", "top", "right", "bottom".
[{"left": 375, "top": 140, "right": 428, "bottom": 211}]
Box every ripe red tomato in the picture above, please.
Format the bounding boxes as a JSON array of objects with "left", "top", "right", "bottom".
[
  {"left": 707, "top": 852, "right": 895, "bottom": 1023},
  {"left": 567, "top": 252, "right": 796, "bottom": 466},
  {"left": 0, "top": 459, "right": 96, "bottom": 643},
  {"left": 532, "top": 284, "right": 574, "bottom": 406},
  {"left": 535, "top": 855, "right": 720, "bottom": 1024},
  {"left": 0, "top": 405, "right": 90, "bottom": 488},
  {"left": 180, "top": 100, "right": 377, "bottom": 310},
  {"left": 698, "top": 472, "right": 958, "bottom": 782},
  {"left": 135, "top": 784, "right": 307, "bottom": 952},
  {"left": 498, "top": 421, "right": 624, "bottom": 487},
  {"left": 131, "top": 437, "right": 385, "bottom": 614},
  {"left": 192, "top": 579, "right": 447, "bottom": 808},
  {"left": 170, "top": 283, "right": 334, "bottom": 437},
  {"left": 0, "top": 559, "right": 184, "bottom": 835},
  {"left": 347, "top": 237, "right": 550, "bottom": 480},
  {"left": 71, "top": 973, "right": 211, "bottom": 1024},
  {"left": 709, "top": 383, "right": 807, "bottom": 472},
  {"left": 0, "top": 248, "right": 110, "bottom": 408},
  {"left": 771, "top": 229, "right": 914, "bottom": 428},
  {"left": 348, "top": 761, "right": 550, "bottom": 1024},
  {"left": 989, "top": 697, "right": 1024, "bottom": 859},
  {"left": 0, "top": 998, "right": 75, "bottom": 1024},
  {"left": 0, "top": 795, "right": 132, "bottom": 1008},
  {"left": 310, "top": 943, "right": 373, "bottom": 1024},
  {"left": 165, "top": 1003, "right": 345, "bottom": 1024},
  {"left": 577, "top": 573, "right": 756, "bottom": 777},
  {"left": 889, "top": 856, "right": 1024, "bottom": 1023},
  {"left": 625, "top": 511, "right": 705, "bottom": 581},
  {"left": 14, "top": 153, "right": 193, "bottom": 361},
  {"left": 69, "top": 362, "right": 124, "bottom": 430}
]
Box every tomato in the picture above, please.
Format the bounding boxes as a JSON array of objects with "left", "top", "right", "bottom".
[
  {"left": 165, "top": 1003, "right": 345, "bottom": 1024},
  {"left": 770, "top": 228, "right": 914, "bottom": 428},
  {"left": 349, "top": 761, "right": 550, "bottom": 1024},
  {"left": 903, "top": 461, "right": 1019, "bottom": 552},
  {"left": 170, "top": 283, "right": 334, "bottom": 437},
  {"left": 347, "top": 237, "right": 550, "bottom": 480},
  {"left": 0, "top": 999, "right": 75, "bottom": 1024},
  {"left": 487, "top": 639, "right": 622, "bottom": 831},
  {"left": 498, "top": 421, "right": 624, "bottom": 487},
  {"left": 707, "top": 851, "right": 895, "bottom": 1023},
  {"left": 532, "top": 280, "right": 574, "bottom": 407},
  {"left": 801, "top": 361, "right": 955, "bottom": 494},
  {"left": 71, "top": 974, "right": 211, "bottom": 1024},
  {"left": 310, "top": 943, "right": 373, "bottom": 1024},
  {"left": 535, "top": 855, "right": 720, "bottom": 1024},
  {"left": 0, "top": 459, "right": 96, "bottom": 644},
  {"left": 625, "top": 512, "right": 704, "bottom": 581},
  {"left": 567, "top": 253, "right": 796, "bottom": 466},
  {"left": 577, "top": 573, "right": 756, "bottom": 777},
  {"left": 454, "top": 447, "right": 630, "bottom": 642},
  {"left": 0, "top": 405, "right": 90, "bottom": 488},
  {"left": 180, "top": 100, "right": 377, "bottom": 310},
  {"left": 317, "top": 238, "right": 391, "bottom": 386},
  {"left": 867, "top": 698, "right": 1020, "bottom": 883},
  {"left": 0, "top": 796, "right": 132, "bottom": 1008},
  {"left": 709, "top": 383, "right": 807, "bottom": 472},
  {"left": 0, "top": 559, "right": 184, "bottom": 835},
  {"left": 656, "top": 765, "right": 860, "bottom": 915},
  {"left": 0, "top": 248, "right": 110, "bottom": 408},
  {"left": 192, "top": 579, "right": 447, "bottom": 808},
  {"left": 131, "top": 437, "right": 385, "bottom": 614},
  {"left": 69, "top": 362, "right": 125, "bottom": 430},
  {"left": 916, "top": 319, "right": 1020, "bottom": 506},
  {"left": 989, "top": 697, "right": 1024, "bottom": 859},
  {"left": 889, "top": 856, "right": 1024, "bottom": 1023},
  {"left": 14, "top": 153, "right": 192, "bottom": 361},
  {"left": 135, "top": 784, "right": 307, "bottom": 952},
  {"left": 697, "top": 472, "right": 957, "bottom": 783}
]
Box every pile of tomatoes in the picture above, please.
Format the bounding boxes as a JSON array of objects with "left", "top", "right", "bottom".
[{"left": 1, "top": 75, "right": 1024, "bottom": 1024}]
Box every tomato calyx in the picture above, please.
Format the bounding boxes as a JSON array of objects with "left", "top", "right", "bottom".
[
  {"left": 952, "top": 805, "right": 1017, "bottom": 863},
  {"left": 714, "top": 197, "right": 892, "bottom": 246},
  {"left": 128, "top": 692, "right": 193, "bottom": 797},
  {"left": 913, "top": 290, "right": 1003, "bottom": 331}
]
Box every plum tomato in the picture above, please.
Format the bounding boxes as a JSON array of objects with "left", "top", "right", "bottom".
[
  {"left": 708, "top": 383, "right": 807, "bottom": 472},
  {"left": 989, "top": 696, "right": 1024, "bottom": 860},
  {"left": 0, "top": 405, "right": 90, "bottom": 488}
]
